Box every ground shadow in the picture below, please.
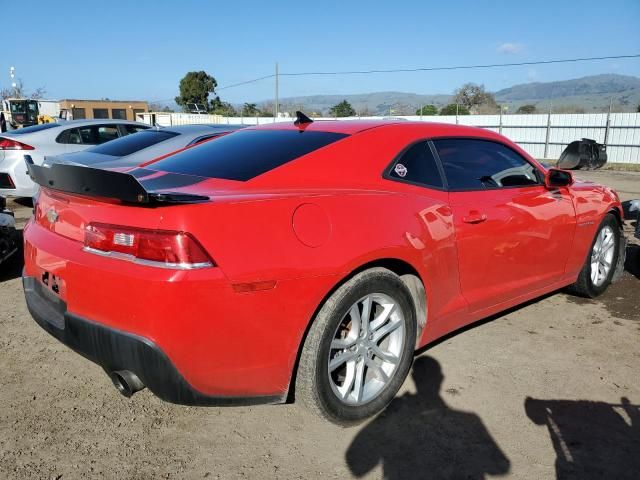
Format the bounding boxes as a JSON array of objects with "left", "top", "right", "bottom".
[
  {"left": 525, "top": 396, "right": 639, "bottom": 480},
  {"left": 346, "top": 356, "right": 510, "bottom": 479},
  {"left": 12, "top": 197, "right": 33, "bottom": 208},
  {"left": 0, "top": 228, "right": 23, "bottom": 283}
]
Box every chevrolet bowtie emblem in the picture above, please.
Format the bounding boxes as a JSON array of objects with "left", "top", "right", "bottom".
[{"left": 46, "top": 208, "right": 59, "bottom": 224}]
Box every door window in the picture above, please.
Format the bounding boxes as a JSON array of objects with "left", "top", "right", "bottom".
[
  {"left": 433, "top": 139, "right": 541, "bottom": 190},
  {"left": 387, "top": 141, "right": 443, "bottom": 188},
  {"left": 77, "top": 125, "right": 120, "bottom": 145}
]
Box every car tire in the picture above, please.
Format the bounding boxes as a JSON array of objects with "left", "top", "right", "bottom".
[
  {"left": 296, "top": 267, "right": 417, "bottom": 425},
  {"left": 568, "top": 213, "right": 620, "bottom": 298}
]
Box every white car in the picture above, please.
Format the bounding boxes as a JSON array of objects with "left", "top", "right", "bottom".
[{"left": 0, "top": 120, "right": 149, "bottom": 197}]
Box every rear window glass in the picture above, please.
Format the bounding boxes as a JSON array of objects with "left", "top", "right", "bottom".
[
  {"left": 149, "top": 129, "right": 348, "bottom": 181},
  {"left": 88, "top": 130, "right": 178, "bottom": 158},
  {"left": 9, "top": 123, "right": 59, "bottom": 135}
]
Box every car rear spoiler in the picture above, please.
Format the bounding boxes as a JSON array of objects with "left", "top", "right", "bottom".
[{"left": 26, "top": 159, "right": 209, "bottom": 205}]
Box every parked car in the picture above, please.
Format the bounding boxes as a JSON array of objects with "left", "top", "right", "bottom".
[
  {"left": 0, "top": 120, "right": 149, "bottom": 197},
  {"left": 22, "top": 119, "right": 626, "bottom": 424},
  {"left": 46, "top": 124, "right": 245, "bottom": 169},
  {"left": 0, "top": 196, "right": 17, "bottom": 266}
]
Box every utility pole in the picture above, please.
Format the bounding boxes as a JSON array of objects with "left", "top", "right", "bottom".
[
  {"left": 604, "top": 97, "right": 613, "bottom": 147},
  {"left": 274, "top": 62, "right": 279, "bottom": 121}
]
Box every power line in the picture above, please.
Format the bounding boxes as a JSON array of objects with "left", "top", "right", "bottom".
[
  {"left": 279, "top": 54, "right": 640, "bottom": 77},
  {"left": 149, "top": 53, "right": 640, "bottom": 101}
]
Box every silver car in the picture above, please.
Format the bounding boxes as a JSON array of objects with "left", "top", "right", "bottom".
[
  {"left": 0, "top": 119, "right": 149, "bottom": 197},
  {"left": 48, "top": 124, "right": 245, "bottom": 169}
]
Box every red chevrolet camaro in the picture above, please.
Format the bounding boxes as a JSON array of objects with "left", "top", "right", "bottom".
[{"left": 22, "top": 118, "right": 625, "bottom": 424}]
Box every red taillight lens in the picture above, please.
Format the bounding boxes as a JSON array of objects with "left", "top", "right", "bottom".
[
  {"left": 0, "top": 138, "right": 34, "bottom": 150},
  {"left": 84, "top": 223, "right": 214, "bottom": 269}
]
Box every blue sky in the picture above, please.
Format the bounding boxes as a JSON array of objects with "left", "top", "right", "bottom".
[{"left": 3, "top": 0, "right": 640, "bottom": 104}]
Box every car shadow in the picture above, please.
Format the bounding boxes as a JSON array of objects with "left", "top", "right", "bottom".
[
  {"left": 346, "top": 356, "right": 510, "bottom": 479},
  {"left": 0, "top": 228, "right": 23, "bottom": 283},
  {"left": 525, "top": 396, "right": 640, "bottom": 479}
]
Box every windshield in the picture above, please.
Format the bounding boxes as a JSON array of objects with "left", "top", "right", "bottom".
[
  {"left": 87, "top": 129, "right": 178, "bottom": 159},
  {"left": 10, "top": 102, "right": 26, "bottom": 114},
  {"left": 149, "top": 129, "right": 348, "bottom": 181}
]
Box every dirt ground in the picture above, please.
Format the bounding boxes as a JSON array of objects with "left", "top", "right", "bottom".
[{"left": 0, "top": 170, "right": 638, "bottom": 480}]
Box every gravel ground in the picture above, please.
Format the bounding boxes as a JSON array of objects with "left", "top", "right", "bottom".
[{"left": 0, "top": 170, "right": 638, "bottom": 480}]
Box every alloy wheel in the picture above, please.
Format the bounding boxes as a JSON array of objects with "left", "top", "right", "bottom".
[{"left": 327, "top": 293, "right": 405, "bottom": 406}]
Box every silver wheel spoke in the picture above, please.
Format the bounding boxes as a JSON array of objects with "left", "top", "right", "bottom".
[
  {"left": 329, "top": 350, "right": 358, "bottom": 372},
  {"left": 366, "top": 357, "right": 389, "bottom": 382},
  {"left": 371, "top": 344, "right": 399, "bottom": 364},
  {"left": 331, "top": 337, "right": 356, "bottom": 350},
  {"left": 369, "top": 303, "right": 394, "bottom": 331},
  {"left": 360, "top": 296, "right": 372, "bottom": 335},
  {"left": 372, "top": 317, "right": 402, "bottom": 343},
  {"left": 351, "top": 358, "right": 366, "bottom": 403}
]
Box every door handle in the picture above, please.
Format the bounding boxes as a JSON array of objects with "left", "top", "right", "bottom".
[{"left": 462, "top": 212, "right": 487, "bottom": 224}]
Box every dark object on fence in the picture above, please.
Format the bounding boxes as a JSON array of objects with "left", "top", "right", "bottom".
[{"left": 557, "top": 138, "right": 608, "bottom": 170}]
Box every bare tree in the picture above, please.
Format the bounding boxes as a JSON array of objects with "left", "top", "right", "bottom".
[
  {"left": 30, "top": 86, "right": 47, "bottom": 99},
  {"left": 1, "top": 80, "right": 47, "bottom": 100},
  {"left": 454, "top": 83, "right": 498, "bottom": 113}
]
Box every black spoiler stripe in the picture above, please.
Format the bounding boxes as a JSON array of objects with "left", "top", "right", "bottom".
[{"left": 28, "top": 163, "right": 149, "bottom": 204}]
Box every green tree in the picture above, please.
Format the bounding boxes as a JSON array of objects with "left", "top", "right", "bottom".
[
  {"left": 329, "top": 100, "right": 356, "bottom": 117},
  {"left": 454, "top": 83, "right": 497, "bottom": 112},
  {"left": 516, "top": 104, "right": 537, "bottom": 114},
  {"left": 242, "top": 103, "right": 259, "bottom": 116},
  {"left": 637, "top": 103, "right": 640, "bottom": 113},
  {"left": 416, "top": 104, "right": 438, "bottom": 115},
  {"left": 175, "top": 71, "right": 217, "bottom": 112},
  {"left": 210, "top": 97, "right": 237, "bottom": 116},
  {"left": 439, "top": 104, "right": 470, "bottom": 115}
]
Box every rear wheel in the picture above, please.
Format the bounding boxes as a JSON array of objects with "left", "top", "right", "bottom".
[
  {"left": 296, "top": 268, "right": 416, "bottom": 425},
  {"left": 568, "top": 214, "right": 620, "bottom": 298}
]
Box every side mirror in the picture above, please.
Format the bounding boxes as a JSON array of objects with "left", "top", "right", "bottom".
[{"left": 545, "top": 168, "right": 573, "bottom": 189}]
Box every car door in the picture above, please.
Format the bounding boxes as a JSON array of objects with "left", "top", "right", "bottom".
[
  {"left": 384, "top": 140, "right": 468, "bottom": 325},
  {"left": 433, "top": 138, "right": 576, "bottom": 313}
]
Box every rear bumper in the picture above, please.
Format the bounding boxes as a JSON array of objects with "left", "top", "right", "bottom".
[
  {"left": 0, "top": 151, "right": 38, "bottom": 197},
  {"left": 23, "top": 276, "right": 283, "bottom": 406}
]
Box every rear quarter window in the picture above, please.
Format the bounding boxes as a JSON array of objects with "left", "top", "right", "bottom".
[
  {"left": 88, "top": 130, "right": 178, "bottom": 158},
  {"left": 149, "top": 129, "right": 348, "bottom": 181}
]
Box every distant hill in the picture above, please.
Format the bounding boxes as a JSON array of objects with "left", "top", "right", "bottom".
[
  {"left": 266, "top": 74, "right": 640, "bottom": 115},
  {"left": 495, "top": 74, "right": 640, "bottom": 112}
]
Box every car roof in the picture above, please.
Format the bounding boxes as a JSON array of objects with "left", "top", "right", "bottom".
[
  {"left": 246, "top": 119, "right": 404, "bottom": 134},
  {"left": 160, "top": 124, "right": 245, "bottom": 135},
  {"left": 60, "top": 119, "right": 148, "bottom": 127},
  {"left": 246, "top": 119, "right": 501, "bottom": 138}
]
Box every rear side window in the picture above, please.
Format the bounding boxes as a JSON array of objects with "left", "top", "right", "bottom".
[
  {"left": 433, "top": 139, "right": 541, "bottom": 190},
  {"left": 88, "top": 130, "right": 178, "bottom": 158},
  {"left": 388, "top": 141, "right": 443, "bottom": 188},
  {"left": 124, "top": 124, "right": 149, "bottom": 134},
  {"left": 150, "top": 129, "right": 348, "bottom": 181},
  {"left": 78, "top": 125, "right": 120, "bottom": 145}
]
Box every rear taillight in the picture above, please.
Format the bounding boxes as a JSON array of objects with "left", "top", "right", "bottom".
[
  {"left": 0, "top": 138, "right": 34, "bottom": 150},
  {"left": 84, "top": 223, "right": 214, "bottom": 269}
]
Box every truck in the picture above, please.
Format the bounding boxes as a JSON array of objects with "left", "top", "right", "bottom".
[{"left": 1, "top": 99, "right": 66, "bottom": 129}]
